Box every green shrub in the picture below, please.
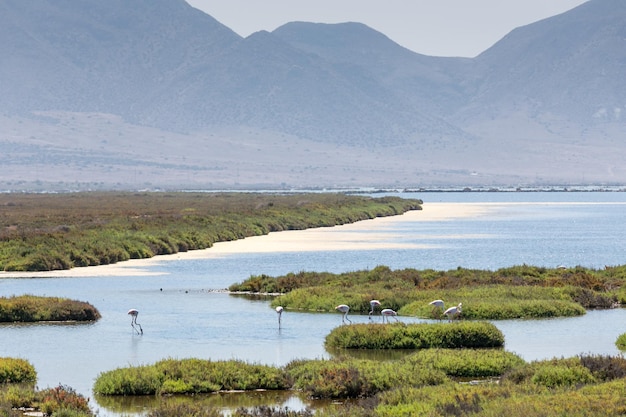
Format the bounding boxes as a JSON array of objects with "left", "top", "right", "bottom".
[
  {"left": 325, "top": 322, "right": 504, "bottom": 350},
  {"left": 0, "top": 295, "right": 100, "bottom": 323},
  {"left": 285, "top": 358, "right": 447, "bottom": 399},
  {"left": 37, "top": 385, "right": 92, "bottom": 416},
  {"left": 403, "top": 349, "right": 525, "bottom": 378},
  {"left": 94, "top": 358, "right": 289, "bottom": 396},
  {"left": 502, "top": 357, "right": 598, "bottom": 388},
  {"left": 0, "top": 358, "right": 36, "bottom": 384},
  {"left": 0, "top": 383, "right": 36, "bottom": 408}
]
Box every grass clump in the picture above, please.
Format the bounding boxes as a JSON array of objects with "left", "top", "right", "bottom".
[
  {"left": 616, "top": 332, "right": 626, "bottom": 350},
  {"left": 0, "top": 295, "right": 100, "bottom": 322},
  {"left": 325, "top": 322, "right": 504, "bottom": 350},
  {"left": 0, "top": 357, "right": 36, "bottom": 384},
  {"left": 93, "top": 358, "right": 290, "bottom": 396}
]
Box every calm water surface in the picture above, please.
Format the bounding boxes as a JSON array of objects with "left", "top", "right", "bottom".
[{"left": 1, "top": 192, "right": 626, "bottom": 416}]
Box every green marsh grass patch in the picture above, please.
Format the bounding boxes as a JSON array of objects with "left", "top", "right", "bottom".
[
  {"left": 285, "top": 357, "right": 448, "bottom": 399},
  {"left": 93, "top": 358, "right": 289, "bottom": 396},
  {"left": 402, "top": 285, "right": 588, "bottom": 320},
  {"left": 0, "top": 295, "right": 100, "bottom": 322},
  {"left": 240, "top": 268, "right": 616, "bottom": 320},
  {"left": 325, "top": 322, "right": 504, "bottom": 350},
  {"left": 0, "top": 193, "right": 421, "bottom": 272},
  {"left": 403, "top": 349, "right": 525, "bottom": 378},
  {"left": 375, "top": 378, "right": 626, "bottom": 417}
]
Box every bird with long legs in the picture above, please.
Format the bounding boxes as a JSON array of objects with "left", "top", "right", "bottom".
[
  {"left": 381, "top": 308, "right": 399, "bottom": 323},
  {"left": 443, "top": 303, "right": 462, "bottom": 322},
  {"left": 127, "top": 308, "right": 143, "bottom": 334},
  {"left": 368, "top": 300, "right": 381, "bottom": 321},
  {"left": 335, "top": 304, "right": 352, "bottom": 324},
  {"left": 429, "top": 299, "right": 445, "bottom": 320},
  {"left": 276, "top": 306, "right": 283, "bottom": 328}
]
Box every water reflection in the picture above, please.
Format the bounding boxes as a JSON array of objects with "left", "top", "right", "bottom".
[{"left": 95, "top": 390, "right": 315, "bottom": 415}]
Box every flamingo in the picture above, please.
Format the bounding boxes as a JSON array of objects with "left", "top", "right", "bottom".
[
  {"left": 335, "top": 304, "right": 352, "bottom": 324},
  {"left": 127, "top": 308, "right": 143, "bottom": 334},
  {"left": 368, "top": 300, "right": 381, "bottom": 320},
  {"left": 381, "top": 308, "right": 399, "bottom": 323},
  {"left": 444, "top": 303, "right": 462, "bottom": 322},
  {"left": 429, "top": 299, "right": 445, "bottom": 320},
  {"left": 276, "top": 306, "right": 283, "bottom": 328}
]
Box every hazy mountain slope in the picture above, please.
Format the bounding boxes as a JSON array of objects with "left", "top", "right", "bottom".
[
  {"left": 460, "top": 0, "right": 626, "bottom": 128},
  {"left": 0, "top": 0, "right": 241, "bottom": 117},
  {"left": 1, "top": 0, "right": 625, "bottom": 190},
  {"left": 272, "top": 21, "right": 471, "bottom": 114}
]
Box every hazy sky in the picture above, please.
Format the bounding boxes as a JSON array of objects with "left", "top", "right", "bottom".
[{"left": 185, "top": 0, "right": 588, "bottom": 57}]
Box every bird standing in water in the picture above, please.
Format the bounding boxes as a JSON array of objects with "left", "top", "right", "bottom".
[
  {"left": 276, "top": 306, "right": 283, "bottom": 328},
  {"left": 381, "top": 308, "right": 399, "bottom": 323},
  {"left": 127, "top": 309, "right": 143, "bottom": 334},
  {"left": 335, "top": 304, "right": 352, "bottom": 324},
  {"left": 429, "top": 299, "right": 445, "bottom": 320},
  {"left": 444, "top": 303, "right": 462, "bottom": 322},
  {"left": 369, "top": 300, "right": 381, "bottom": 320}
]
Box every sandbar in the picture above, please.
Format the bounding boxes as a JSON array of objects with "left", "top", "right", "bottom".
[{"left": 0, "top": 202, "right": 495, "bottom": 278}]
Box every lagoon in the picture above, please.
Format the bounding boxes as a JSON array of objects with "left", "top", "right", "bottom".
[{"left": 1, "top": 191, "right": 626, "bottom": 415}]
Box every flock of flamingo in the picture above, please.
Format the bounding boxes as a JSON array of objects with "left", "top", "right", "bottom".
[
  {"left": 127, "top": 299, "right": 462, "bottom": 333},
  {"left": 274, "top": 299, "right": 462, "bottom": 328}
]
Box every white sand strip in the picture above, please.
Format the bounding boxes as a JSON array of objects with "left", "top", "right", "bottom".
[{"left": 0, "top": 203, "right": 494, "bottom": 278}]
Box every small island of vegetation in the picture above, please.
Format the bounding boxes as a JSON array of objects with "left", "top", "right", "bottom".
[
  {"left": 0, "top": 295, "right": 100, "bottom": 322},
  {"left": 230, "top": 264, "right": 625, "bottom": 320}
]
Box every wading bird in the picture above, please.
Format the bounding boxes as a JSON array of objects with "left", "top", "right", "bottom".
[
  {"left": 335, "top": 304, "right": 352, "bottom": 324},
  {"left": 429, "top": 299, "right": 445, "bottom": 320},
  {"left": 381, "top": 308, "right": 399, "bottom": 323},
  {"left": 276, "top": 306, "right": 283, "bottom": 328},
  {"left": 444, "top": 303, "right": 462, "bottom": 322},
  {"left": 127, "top": 308, "right": 143, "bottom": 334},
  {"left": 369, "top": 300, "right": 381, "bottom": 320}
]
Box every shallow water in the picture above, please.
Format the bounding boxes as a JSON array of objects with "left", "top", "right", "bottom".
[{"left": 1, "top": 191, "right": 626, "bottom": 416}]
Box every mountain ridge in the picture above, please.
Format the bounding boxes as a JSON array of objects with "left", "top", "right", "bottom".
[{"left": 0, "top": 0, "right": 624, "bottom": 190}]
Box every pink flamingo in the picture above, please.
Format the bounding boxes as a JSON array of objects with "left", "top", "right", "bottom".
[
  {"left": 381, "top": 308, "right": 399, "bottom": 323},
  {"left": 127, "top": 309, "right": 143, "bottom": 334},
  {"left": 335, "top": 304, "right": 352, "bottom": 324},
  {"left": 369, "top": 300, "right": 381, "bottom": 320}
]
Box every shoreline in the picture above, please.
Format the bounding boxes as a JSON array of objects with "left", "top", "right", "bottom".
[{"left": 0, "top": 203, "right": 494, "bottom": 278}]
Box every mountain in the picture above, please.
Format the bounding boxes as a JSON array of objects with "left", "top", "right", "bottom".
[{"left": 0, "top": 0, "right": 624, "bottom": 190}]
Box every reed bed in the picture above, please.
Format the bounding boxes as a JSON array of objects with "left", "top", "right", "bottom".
[
  {"left": 0, "top": 192, "right": 421, "bottom": 271},
  {"left": 0, "top": 295, "right": 100, "bottom": 322}
]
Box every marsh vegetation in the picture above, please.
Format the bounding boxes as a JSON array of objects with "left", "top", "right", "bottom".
[
  {"left": 0, "top": 295, "right": 100, "bottom": 322},
  {"left": 0, "top": 192, "right": 421, "bottom": 271},
  {"left": 87, "top": 352, "right": 626, "bottom": 417},
  {"left": 230, "top": 264, "right": 625, "bottom": 319}
]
